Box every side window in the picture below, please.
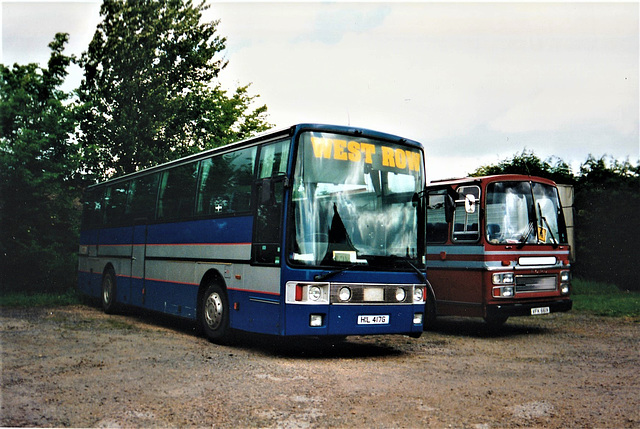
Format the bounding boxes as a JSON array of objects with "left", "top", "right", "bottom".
[
  {"left": 128, "top": 173, "right": 159, "bottom": 222},
  {"left": 452, "top": 185, "right": 481, "bottom": 243},
  {"left": 103, "top": 182, "right": 129, "bottom": 226},
  {"left": 157, "top": 162, "right": 198, "bottom": 221},
  {"left": 427, "top": 190, "right": 449, "bottom": 243},
  {"left": 258, "top": 139, "right": 290, "bottom": 178},
  {"left": 81, "top": 187, "right": 104, "bottom": 229},
  {"left": 197, "top": 146, "right": 257, "bottom": 216}
]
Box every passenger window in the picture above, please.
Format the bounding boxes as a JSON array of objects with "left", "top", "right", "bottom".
[
  {"left": 197, "top": 146, "right": 257, "bottom": 216},
  {"left": 258, "top": 139, "right": 290, "bottom": 179},
  {"left": 128, "top": 173, "right": 159, "bottom": 222},
  {"left": 427, "top": 190, "right": 449, "bottom": 243},
  {"left": 81, "top": 187, "right": 104, "bottom": 229},
  {"left": 103, "top": 182, "right": 129, "bottom": 226},
  {"left": 452, "top": 185, "right": 481, "bottom": 243},
  {"left": 157, "top": 163, "right": 198, "bottom": 220}
]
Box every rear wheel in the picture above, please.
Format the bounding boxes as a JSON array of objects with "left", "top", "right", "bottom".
[
  {"left": 101, "top": 269, "right": 117, "bottom": 314},
  {"left": 199, "top": 282, "right": 231, "bottom": 343}
]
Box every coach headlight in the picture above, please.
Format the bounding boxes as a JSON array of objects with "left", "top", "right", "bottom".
[
  {"left": 560, "top": 271, "right": 571, "bottom": 295},
  {"left": 308, "top": 286, "right": 322, "bottom": 301},
  {"left": 492, "top": 272, "right": 514, "bottom": 285},
  {"left": 413, "top": 286, "right": 424, "bottom": 303},
  {"left": 492, "top": 286, "right": 515, "bottom": 298},
  {"left": 395, "top": 287, "right": 407, "bottom": 302},
  {"left": 338, "top": 286, "right": 352, "bottom": 302}
]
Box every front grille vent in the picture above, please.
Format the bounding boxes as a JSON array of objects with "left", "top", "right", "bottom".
[{"left": 515, "top": 275, "right": 557, "bottom": 293}]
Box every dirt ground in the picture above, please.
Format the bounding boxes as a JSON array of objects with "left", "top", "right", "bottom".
[{"left": 1, "top": 305, "right": 638, "bottom": 428}]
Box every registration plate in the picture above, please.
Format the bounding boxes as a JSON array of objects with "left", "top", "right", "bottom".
[
  {"left": 358, "top": 315, "right": 389, "bottom": 325},
  {"left": 531, "top": 307, "right": 550, "bottom": 315}
]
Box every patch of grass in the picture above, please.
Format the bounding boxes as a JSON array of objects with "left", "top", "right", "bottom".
[
  {"left": 572, "top": 278, "right": 640, "bottom": 318},
  {"left": 0, "top": 289, "right": 81, "bottom": 307}
]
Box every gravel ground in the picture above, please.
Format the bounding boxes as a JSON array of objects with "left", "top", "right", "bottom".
[{"left": 1, "top": 305, "right": 638, "bottom": 428}]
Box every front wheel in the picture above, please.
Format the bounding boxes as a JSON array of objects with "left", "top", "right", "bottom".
[
  {"left": 484, "top": 315, "right": 508, "bottom": 328},
  {"left": 423, "top": 292, "right": 438, "bottom": 331},
  {"left": 199, "top": 282, "right": 232, "bottom": 343}
]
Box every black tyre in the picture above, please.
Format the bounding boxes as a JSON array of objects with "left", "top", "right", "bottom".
[
  {"left": 423, "top": 292, "right": 438, "bottom": 331},
  {"left": 101, "top": 269, "right": 118, "bottom": 314},
  {"left": 484, "top": 315, "right": 508, "bottom": 328},
  {"left": 199, "top": 282, "right": 231, "bottom": 343}
]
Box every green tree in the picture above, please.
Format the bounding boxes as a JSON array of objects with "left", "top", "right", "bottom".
[
  {"left": 574, "top": 155, "right": 639, "bottom": 291},
  {"left": 0, "top": 33, "right": 81, "bottom": 293},
  {"left": 77, "top": 0, "right": 271, "bottom": 179},
  {"left": 470, "top": 149, "right": 575, "bottom": 185}
]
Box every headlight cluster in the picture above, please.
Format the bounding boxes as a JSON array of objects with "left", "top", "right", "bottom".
[
  {"left": 336, "top": 286, "right": 425, "bottom": 303},
  {"left": 291, "top": 283, "right": 330, "bottom": 304},
  {"left": 492, "top": 272, "right": 515, "bottom": 298},
  {"left": 287, "top": 282, "right": 426, "bottom": 304},
  {"left": 492, "top": 272, "right": 514, "bottom": 285},
  {"left": 493, "top": 285, "right": 515, "bottom": 298},
  {"left": 560, "top": 270, "right": 571, "bottom": 295}
]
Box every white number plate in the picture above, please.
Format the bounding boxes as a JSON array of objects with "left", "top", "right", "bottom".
[
  {"left": 358, "top": 315, "right": 389, "bottom": 325},
  {"left": 531, "top": 307, "right": 550, "bottom": 315}
]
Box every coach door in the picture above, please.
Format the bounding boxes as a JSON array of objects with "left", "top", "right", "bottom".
[
  {"left": 129, "top": 221, "right": 148, "bottom": 307},
  {"left": 126, "top": 173, "right": 160, "bottom": 307},
  {"left": 252, "top": 139, "right": 291, "bottom": 265}
]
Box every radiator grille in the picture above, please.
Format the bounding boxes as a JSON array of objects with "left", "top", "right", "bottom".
[{"left": 515, "top": 275, "right": 557, "bottom": 293}]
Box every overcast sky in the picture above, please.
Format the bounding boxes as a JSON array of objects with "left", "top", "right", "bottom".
[{"left": 1, "top": 1, "right": 638, "bottom": 182}]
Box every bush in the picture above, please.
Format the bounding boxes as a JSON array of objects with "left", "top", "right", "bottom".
[{"left": 0, "top": 288, "right": 80, "bottom": 307}]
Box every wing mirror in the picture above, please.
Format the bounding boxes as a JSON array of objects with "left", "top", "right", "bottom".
[{"left": 464, "top": 194, "right": 476, "bottom": 214}]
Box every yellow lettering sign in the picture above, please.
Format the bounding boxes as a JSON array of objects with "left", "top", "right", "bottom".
[{"left": 309, "top": 137, "right": 421, "bottom": 172}]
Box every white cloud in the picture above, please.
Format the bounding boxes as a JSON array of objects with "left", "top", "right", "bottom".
[
  {"left": 3, "top": 1, "right": 637, "bottom": 180},
  {"left": 294, "top": 4, "right": 391, "bottom": 45},
  {"left": 1, "top": 1, "right": 101, "bottom": 65}
]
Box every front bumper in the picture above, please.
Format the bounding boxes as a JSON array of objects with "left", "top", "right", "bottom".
[{"left": 486, "top": 298, "right": 572, "bottom": 318}]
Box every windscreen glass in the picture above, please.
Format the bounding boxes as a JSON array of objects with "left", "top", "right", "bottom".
[
  {"left": 486, "top": 181, "right": 568, "bottom": 245},
  {"left": 290, "top": 131, "right": 424, "bottom": 267}
]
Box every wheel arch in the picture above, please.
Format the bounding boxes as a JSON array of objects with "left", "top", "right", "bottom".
[{"left": 103, "top": 263, "right": 116, "bottom": 277}]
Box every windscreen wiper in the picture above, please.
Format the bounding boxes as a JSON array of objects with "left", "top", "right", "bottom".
[
  {"left": 519, "top": 180, "right": 540, "bottom": 249},
  {"left": 314, "top": 264, "right": 359, "bottom": 281},
  {"left": 402, "top": 259, "right": 427, "bottom": 284},
  {"left": 517, "top": 221, "right": 535, "bottom": 249},
  {"left": 537, "top": 203, "right": 559, "bottom": 247},
  {"left": 404, "top": 259, "right": 436, "bottom": 306}
]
